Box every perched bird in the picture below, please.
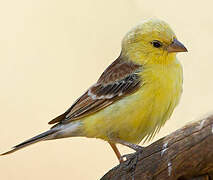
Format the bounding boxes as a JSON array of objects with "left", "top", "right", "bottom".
[{"left": 1, "top": 18, "right": 187, "bottom": 163}]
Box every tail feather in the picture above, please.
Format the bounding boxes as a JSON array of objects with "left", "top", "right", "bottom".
[{"left": 1, "top": 129, "right": 57, "bottom": 156}]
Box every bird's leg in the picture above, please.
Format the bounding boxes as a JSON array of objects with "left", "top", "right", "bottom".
[
  {"left": 117, "top": 140, "right": 144, "bottom": 152},
  {"left": 119, "top": 141, "right": 143, "bottom": 164},
  {"left": 116, "top": 139, "right": 144, "bottom": 161},
  {"left": 108, "top": 142, "right": 123, "bottom": 163},
  {"left": 108, "top": 139, "right": 144, "bottom": 179},
  {"left": 115, "top": 139, "right": 144, "bottom": 178}
]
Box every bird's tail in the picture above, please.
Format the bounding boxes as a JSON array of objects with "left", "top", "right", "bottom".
[{"left": 0, "top": 129, "right": 57, "bottom": 156}]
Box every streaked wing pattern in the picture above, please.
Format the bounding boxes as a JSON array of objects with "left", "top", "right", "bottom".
[{"left": 48, "top": 56, "right": 142, "bottom": 125}]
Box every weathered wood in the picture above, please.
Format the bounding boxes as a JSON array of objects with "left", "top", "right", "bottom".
[{"left": 101, "top": 115, "right": 213, "bottom": 180}]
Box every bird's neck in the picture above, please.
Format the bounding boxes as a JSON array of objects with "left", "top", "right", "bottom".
[{"left": 121, "top": 48, "right": 177, "bottom": 66}]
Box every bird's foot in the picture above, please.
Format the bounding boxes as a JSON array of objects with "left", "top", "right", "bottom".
[
  {"left": 120, "top": 146, "right": 144, "bottom": 179},
  {"left": 120, "top": 149, "right": 142, "bottom": 170}
]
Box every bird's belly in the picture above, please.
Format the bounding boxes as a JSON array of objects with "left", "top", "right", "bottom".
[{"left": 81, "top": 67, "right": 182, "bottom": 144}]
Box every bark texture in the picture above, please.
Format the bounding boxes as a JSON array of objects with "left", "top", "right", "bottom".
[{"left": 101, "top": 115, "right": 213, "bottom": 180}]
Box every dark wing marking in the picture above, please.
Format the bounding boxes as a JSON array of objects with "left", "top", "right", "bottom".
[{"left": 48, "top": 56, "right": 142, "bottom": 125}]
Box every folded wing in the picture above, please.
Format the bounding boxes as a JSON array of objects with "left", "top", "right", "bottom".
[{"left": 48, "top": 56, "right": 142, "bottom": 125}]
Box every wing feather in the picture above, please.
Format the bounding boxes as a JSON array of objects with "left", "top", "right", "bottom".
[{"left": 48, "top": 56, "right": 142, "bottom": 125}]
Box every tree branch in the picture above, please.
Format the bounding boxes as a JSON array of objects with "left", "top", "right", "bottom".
[{"left": 101, "top": 115, "right": 213, "bottom": 180}]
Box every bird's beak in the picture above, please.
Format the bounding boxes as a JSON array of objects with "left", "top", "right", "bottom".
[{"left": 167, "top": 38, "right": 188, "bottom": 53}]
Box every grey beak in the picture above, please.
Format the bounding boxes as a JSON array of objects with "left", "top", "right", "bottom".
[{"left": 167, "top": 38, "right": 188, "bottom": 53}]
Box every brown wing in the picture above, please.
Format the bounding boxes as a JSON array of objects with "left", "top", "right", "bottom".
[{"left": 48, "top": 56, "right": 142, "bottom": 125}]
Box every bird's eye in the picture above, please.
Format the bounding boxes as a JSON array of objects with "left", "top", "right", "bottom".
[{"left": 151, "top": 40, "right": 162, "bottom": 48}]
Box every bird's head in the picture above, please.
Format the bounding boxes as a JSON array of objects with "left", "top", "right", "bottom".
[{"left": 121, "top": 18, "right": 187, "bottom": 65}]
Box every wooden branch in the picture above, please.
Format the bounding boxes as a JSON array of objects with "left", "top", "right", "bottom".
[{"left": 101, "top": 115, "right": 213, "bottom": 180}]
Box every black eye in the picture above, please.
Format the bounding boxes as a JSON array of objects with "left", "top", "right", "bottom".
[{"left": 151, "top": 40, "right": 162, "bottom": 48}]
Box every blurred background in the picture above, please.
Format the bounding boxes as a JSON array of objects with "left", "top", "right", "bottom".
[{"left": 0, "top": 0, "right": 213, "bottom": 179}]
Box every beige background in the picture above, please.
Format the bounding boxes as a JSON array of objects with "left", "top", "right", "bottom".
[{"left": 0, "top": 0, "right": 212, "bottom": 179}]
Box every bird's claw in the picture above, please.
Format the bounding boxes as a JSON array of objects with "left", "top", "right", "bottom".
[
  {"left": 120, "top": 145, "right": 143, "bottom": 162},
  {"left": 120, "top": 149, "right": 143, "bottom": 179}
]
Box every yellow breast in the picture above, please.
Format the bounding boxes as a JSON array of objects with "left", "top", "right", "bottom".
[{"left": 81, "top": 59, "right": 183, "bottom": 144}]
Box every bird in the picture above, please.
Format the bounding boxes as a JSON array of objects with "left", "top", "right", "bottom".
[{"left": 1, "top": 18, "right": 187, "bottom": 163}]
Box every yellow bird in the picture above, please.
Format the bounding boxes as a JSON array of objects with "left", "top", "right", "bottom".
[{"left": 1, "top": 18, "right": 187, "bottom": 163}]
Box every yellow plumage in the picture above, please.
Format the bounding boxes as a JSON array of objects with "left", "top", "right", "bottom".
[
  {"left": 77, "top": 19, "right": 184, "bottom": 144},
  {"left": 82, "top": 45, "right": 183, "bottom": 144},
  {"left": 1, "top": 18, "right": 187, "bottom": 161}
]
